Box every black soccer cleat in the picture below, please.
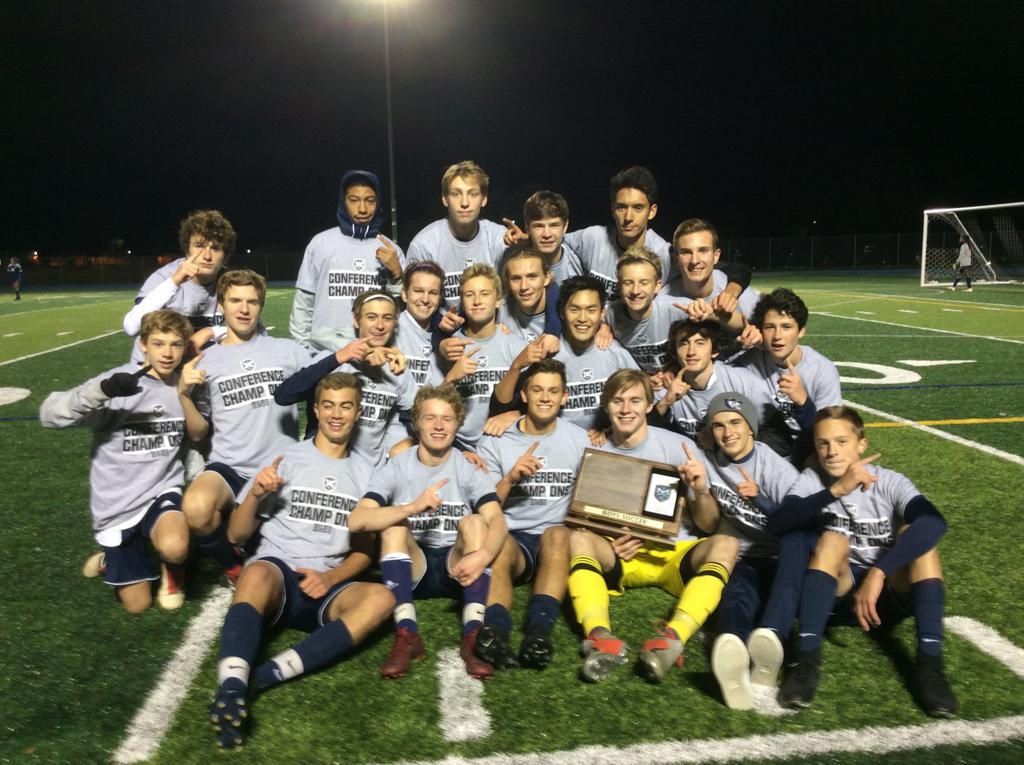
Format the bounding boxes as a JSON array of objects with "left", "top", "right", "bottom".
[
  {"left": 518, "top": 625, "right": 554, "bottom": 670},
  {"left": 778, "top": 658, "right": 821, "bottom": 709},
  {"left": 474, "top": 624, "right": 519, "bottom": 670},
  {"left": 915, "top": 655, "right": 959, "bottom": 718},
  {"left": 209, "top": 687, "right": 248, "bottom": 749}
]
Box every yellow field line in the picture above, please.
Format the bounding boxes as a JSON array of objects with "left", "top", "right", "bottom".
[{"left": 865, "top": 416, "right": 1024, "bottom": 428}]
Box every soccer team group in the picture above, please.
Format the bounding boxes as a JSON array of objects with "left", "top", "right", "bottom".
[{"left": 40, "top": 162, "right": 959, "bottom": 749}]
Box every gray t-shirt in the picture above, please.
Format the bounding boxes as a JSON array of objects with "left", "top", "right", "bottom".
[
  {"left": 394, "top": 311, "right": 444, "bottom": 387},
  {"left": 126, "top": 259, "right": 223, "bottom": 363},
  {"left": 606, "top": 295, "right": 687, "bottom": 373},
  {"left": 245, "top": 439, "right": 373, "bottom": 572},
  {"left": 39, "top": 364, "right": 186, "bottom": 543},
  {"left": 549, "top": 244, "right": 584, "bottom": 286},
  {"left": 661, "top": 268, "right": 760, "bottom": 320},
  {"left": 564, "top": 225, "right": 676, "bottom": 300},
  {"left": 957, "top": 243, "right": 972, "bottom": 268},
  {"left": 448, "top": 328, "right": 528, "bottom": 450},
  {"left": 406, "top": 218, "right": 507, "bottom": 303},
  {"left": 660, "top": 361, "right": 773, "bottom": 439},
  {"left": 597, "top": 425, "right": 703, "bottom": 543},
  {"left": 788, "top": 465, "right": 921, "bottom": 568},
  {"left": 706, "top": 443, "right": 799, "bottom": 559},
  {"left": 364, "top": 448, "right": 500, "bottom": 549},
  {"left": 553, "top": 339, "right": 639, "bottom": 429},
  {"left": 193, "top": 334, "right": 316, "bottom": 477},
  {"left": 292, "top": 227, "right": 405, "bottom": 351},
  {"left": 733, "top": 345, "right": 842, "bottom": 436},
  {"left": 335, "top": 359, "right": 418, "bottom": 466},
  {"left": 497, "top": 301, "right": 548, "bottom": 344},
  {"left": 477, "top": 417, "right": 589, "bottom": 533}
]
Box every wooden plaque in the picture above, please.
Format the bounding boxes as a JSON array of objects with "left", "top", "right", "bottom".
[{"left": 566, "top": 448, "right": 683, "bottom": 549}]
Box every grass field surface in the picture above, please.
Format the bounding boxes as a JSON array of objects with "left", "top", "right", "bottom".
[{"left": 1, "top": 274, "right": 1022, "bottom": 764}]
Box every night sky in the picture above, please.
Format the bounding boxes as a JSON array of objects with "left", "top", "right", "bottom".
[{"left": 2, "top": 0, "right": 1021, "bottom": 255}]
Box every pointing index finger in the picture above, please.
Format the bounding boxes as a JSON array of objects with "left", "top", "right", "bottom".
[
  {"left": 859, "top": 452, "right": 882, "bottom": 466},
  {"left": 133, "top": 364, "right": 153, "bottom": 378},
  {"left": 271, "top": 455, "right": 284, "bottom": 470},
  {"left": 739, "top": 466, "right": 753, "bottom": 482},
  {"left": 526, "top": 441, "right": 540, "bottom": 456},
  {"left": 683, "top": 442, "right": 695, "bottom": 461}
]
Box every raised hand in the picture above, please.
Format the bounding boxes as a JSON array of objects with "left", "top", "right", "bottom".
[
  {"left": 509, "top": 441, "right": 541, "bottom": 484},
  {"left": 830, "top": 453, "right": 881, "bottom": 497},
  {"left": 483, "top": 410, "right": 520, "bottom": 437},
  {"left": 447, "top": 346, "right": 480, "bottom": 380},
  {"left": 252, "top": 455, "right": 285, "bottom": 498},
  {"left": 678, "top": 443, "right": 708, "bottom": 493},
  {"left": 711, "top": 290, "right": 739, "bottom": 316},
  {"left": 682, "top": 299, "right": 714, "bottom": 322},
  {"left": 502, "top": 218, "right": 528, "bottom": 246},
  {"left": 587, "top": 428, "right": 608, "bottom": 447},
  {"left": 335, "top": 338, "right": 369, "bottom": 364},
  {"left": 440, "top": 335, "right": 472, "bottom": 361},
  {"left": 594, "top": 322, "right": 614, "bottom": 350},
  {"left": 738, "top": 323, "right": 762, "bottom": 349},
  {"left": 101, "top": 364, "right": 153, "bottom": 398},
  {"left": 777, "top": 357, "right": 809, "bottom": 406},
  {"left": 514, "top": 337, "right": 547, "bottom": 371},
  {"left": 385, "top": 347, "right": 407, "bottom": 374},
  {"left": 438, "top": 305, "right": 465, "bottom": 334},
  {"left": 177, "top": 352, "right": 206, "bottom": 394},
  {"left": 411, "top": 478, "right": 449, "bottom": 515},
  {"left": 661, "top": 371, "right": 691, "bottom": 406},
  {"left": 736, "top": 465, "right": 759, "bottom": 499},
  {"left": 375, "top": 235, "right": 402, "bottom": 279},
  {"left": 172, "top": 250, "right": 203, "bottom": 285}
]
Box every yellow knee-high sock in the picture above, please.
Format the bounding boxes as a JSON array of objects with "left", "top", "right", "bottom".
[
  {"left": 669, "top": 561, "right": 729, "bottom": 643},
  {"left": 569, "top": 555, "right": 610, "bottom": 636}
]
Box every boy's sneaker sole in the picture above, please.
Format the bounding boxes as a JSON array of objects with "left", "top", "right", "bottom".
[{"left": 712, "top": 633, "right": 753, "bottom": 710}]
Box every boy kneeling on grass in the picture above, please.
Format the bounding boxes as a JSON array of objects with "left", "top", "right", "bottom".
[{"left": 40, "top": 309, "right": 197, "bottom": 613}]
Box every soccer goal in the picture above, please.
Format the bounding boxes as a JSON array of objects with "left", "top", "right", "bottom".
[{"left": 920, "top": 201, "right": 1024, "bottom": 286}]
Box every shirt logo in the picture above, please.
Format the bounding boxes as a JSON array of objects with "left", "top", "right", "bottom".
[
  {"left": 581, "top": 368, "right": 594, "bottom": 382},
  {"left": 353, "top": 258, "right": 366, "bottom": 272},
  {"left": 323, "top": 476, "right": 337, "bottom": 492},
  {"left": 464, "top": 258, "right": 476, "bottom": 268},
  {"left": 421, "top": 344, "right": 433, "bottom": 358},
  {"left": 635, "top": 332, "right": 649, "bottom": 344},
  {"left": 365, "top": 380, "right": 377, "bottom": 390},
  {"left": 536, "top": 455, "right": 548, "bottom": 468},
  {"left": 153, "top": 404, "right": 165, "bottom": 416},
  {"left": 241, "top": 359, "right": 256, "bottom": 372},
  {"left": 476, "top": 355, "right": 489, "bottom": 368},
  {"left": 526, "top": 331, "right": 538, "bottom": 343}
]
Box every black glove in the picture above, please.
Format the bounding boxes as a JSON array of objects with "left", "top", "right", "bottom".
[{"left": 100, "top": 365, "right": 152, "bottom": 398}]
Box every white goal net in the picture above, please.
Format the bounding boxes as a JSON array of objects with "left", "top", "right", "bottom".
[{"left": 920, "top": 201, "right": 1024, "bottom": 286}]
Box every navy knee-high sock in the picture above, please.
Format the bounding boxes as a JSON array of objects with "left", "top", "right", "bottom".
[
  {"left": 254, "top": 619, "right": 353, "bottom": 691},
  {"left": 217, "top": 603, "right": 263, "bottom": 692},
  {"left": 462, "top": 569, "right": 491, "bottom": 634},
  {"left": 380, "top": 553, "right": 417, "bottom": 632},
  {"left": 525, "top": 594, "right": 561, "bottom": 632},
  {"left": 911, "top": 578, "right": 945, "bottom": 658},
  {"left": 484, "top": 603, "right": 512, "bottom": 635},
  {"left": 796, "top": 569, "right": 838, "bottom": 657}
]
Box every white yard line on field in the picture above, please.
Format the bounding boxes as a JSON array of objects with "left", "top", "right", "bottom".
[
  {"left": 436, "top": 648, "right": 492, "bottom": 741},
  {"left": 844, "top": 399, "right": 1024, "bottom": 467},
  {"left": 0, "top": 330, "right": 122, "bottom": 366},
  {"left": 813, "top": 312, "right": 1024, "bottom": 345},
  {"left": 112, "top": 587, "right": 232, "bottom": 764}
]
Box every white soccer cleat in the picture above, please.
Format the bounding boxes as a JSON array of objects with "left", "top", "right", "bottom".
[
  {"left": 156, "top": 562, "right": 185, "bottom": 610},
  {"left": 81, "top": 551, "right": 106, "bottom": 578},
  {"left": 747, "top": 628, "right": 785, "bottom": 687},
  {"left": 712, "top": 633, "right": 753, "bottom": 710}
]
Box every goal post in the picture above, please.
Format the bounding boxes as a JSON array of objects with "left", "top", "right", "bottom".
[{"left": 920, "top": 201, "right": 1024, "bottom": 286}]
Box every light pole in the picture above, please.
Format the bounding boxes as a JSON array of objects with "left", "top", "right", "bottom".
[{"left": 383, "top": 1, "right": 398, "bottom": 242}]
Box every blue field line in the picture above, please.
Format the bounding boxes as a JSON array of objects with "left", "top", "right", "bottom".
[
  {"left": 0, "top": 416, "right": 38, "bottom": 422},
  {"left": 844, "top": 381, "right": 1024, "bottom": 393}
]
